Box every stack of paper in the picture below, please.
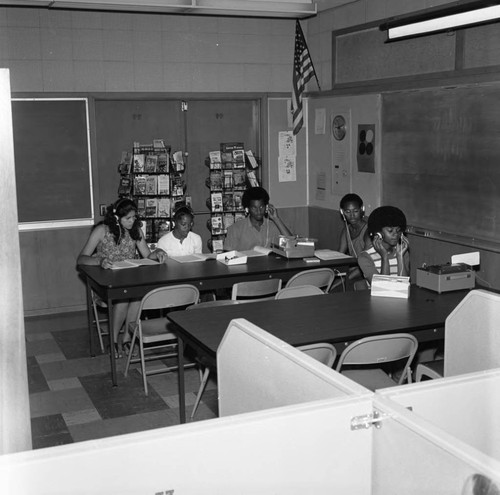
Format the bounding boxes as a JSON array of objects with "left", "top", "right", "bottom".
[
  {"left": 371, "top": 274, "right": 410, "bottom": 299},
  {"left": 314, "top": 249, "right": 351, "bottom": 260}
]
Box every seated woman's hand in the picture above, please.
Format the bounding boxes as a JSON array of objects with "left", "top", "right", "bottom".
[{"left": 154, "top": 249, "right": 167, "bottom": 263}]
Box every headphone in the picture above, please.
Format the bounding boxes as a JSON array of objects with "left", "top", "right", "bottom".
[
  {"left": 113, "top": 198, "right": 127, "bottom": 223},
  {"left": 340, "top": 205, "right": 365, "bottom": 222}
]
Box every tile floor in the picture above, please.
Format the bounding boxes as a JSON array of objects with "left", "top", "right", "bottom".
[{"left": 25, "top": 311, "right": 218, "bottom": 450}]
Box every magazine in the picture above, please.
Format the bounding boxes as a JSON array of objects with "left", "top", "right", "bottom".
[
  {"left": 133, "top": 176, "right": 147, "bottom": 195},
  {"left": 144, "top": 154, "right": 158, "bottom": 173},
  {"left": 133, "top": 154, "right": 145, "bottom": 173},
  {"left": 145, "top": 175, "right": 158, "bottom": 195},
  {"left": 157, "top": 174, "right": 170, "bottom": 195}
]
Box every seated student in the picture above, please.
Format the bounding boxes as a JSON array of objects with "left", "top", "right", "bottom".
[
  {"left": 77, "top": 198, "right": 166, "bottom": 358},
  {"left": 224, "top": 186, "right": 292, "bottom": 251},
  {"left": 358, "top": 205, "right": 410, "bottom": 284},
  {"left": 156, "top": 206, "right": 202, "bottom": 257},
  {"left": 337, "top": 193, "right": 370, "bottom": 284}
]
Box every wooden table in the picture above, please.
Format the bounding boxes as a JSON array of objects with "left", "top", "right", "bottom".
[
  {"left": 168, "top": 286, "right": 470, "bottom": 422},
  {"left": 78, "top": 254, "right": 355, "bottom": 385}
]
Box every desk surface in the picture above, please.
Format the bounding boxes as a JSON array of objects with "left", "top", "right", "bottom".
[
  {"left": 168, "top": 286, "right": 469, "bottom": 366},
  {"left": 79, "top": 254, "right": 356, "bottom": 301}
]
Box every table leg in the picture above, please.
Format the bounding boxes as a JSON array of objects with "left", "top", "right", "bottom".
[
  {"left": 107, "top": 296, "right": 118, "bottom": 387},
  {"left": 86, "top": 281, "right": 96, "bottom": 358},
  {"left": 177, "top": 336, "right": 186, "bottom": 424}
]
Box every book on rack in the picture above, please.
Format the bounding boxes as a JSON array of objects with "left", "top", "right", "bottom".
[
  {"left": 211, "top": 192, "right": 223, "bottom": 212},
  {"left": 145, "top": 198, "right": 158, "bottom": 217},
  {"left": 157, "top": 152, "right": 170, "bottom": 173},
  {"left": 158, "top": 197, "right": 170, "bottom": 218},
  {"left": 118, "top": 176, "right": 132, "bottom": 195},
  {"left": 110, "top": 258, "right": 159, "bottom": 270},
  {"left": 209, "top": 151, "right": 222, "bottom": 169},
  {"left": 223, "top": 170, "right": 233, "bottom": 189},
  {"left": 172, "top": 151, "right": 185, "bottom": 172},
  {"left": 145, "top": 175, "right": 158, "bottom": 195},
  {"left": 223, "top": 213, "right": 235, "bottom": 230},
  {"left": 157, "top": 174, "right": 170, "bottom": 195},
  {"left": 221, "top": 152, "right": 233, "bottom": 169},
  {"left": 145, "top": 154, "right": 158, "bottom": 173},
  {"left": 246, "top": 170, "right": 260, "bottom": 187},
  {"left": 245, "top": 150, "right": 259, "bottom": 169},
  {"left": 209, "top": 171, "right": 223, "bottom": 191},
  {"left": 232, "top": 149, "right": 245, "bottom": 168},
  {"left": 211, "top": 215, "right": 223, "bottom": 235},
  {"left": 133, "top": 153, "right": 145, "bottom": 173},
  {"left": 154, "top": 219, "right": 170, "bottom": 238},
  {"left": 212, "top": 238, "right": 224, "bottom": 253},
  {"left": 222, "top": 193, "right": 234, "bottom": 210},
  {"left": 171, "top": 175, "right": 184, "bottom": 197},
  {"left": 233, "top": 169, "right": 246, "bottom": 189},
  {"left": 136, "top": 198, "right": 146, "bottom": 217},
  {"left": 118, "top": 151, "right": 133, "bottom": 174},
  {"left": 153, "top": 139, "right": 166, "bottom": 151},
  {"left": 233, "top": 191, "right": 244, "bottom": 211},
  {"left": 133, "top": 175, "right": 147, "bottom": 195}
]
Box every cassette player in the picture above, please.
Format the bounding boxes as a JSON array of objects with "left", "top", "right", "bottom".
[{"left": 416, "top": 263, "right": 475, "bottom": 293}]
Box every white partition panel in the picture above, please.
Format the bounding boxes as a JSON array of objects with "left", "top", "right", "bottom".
[
  {"left": 378, "top": 369, "right": 500, "bottom": 464},
  {"left": 0, "top": 397, "right": 374, "bottom": 495},
  {"left": 445, "top": 289, "right": 500, "bottom": 376},
  {"left": 217, "top": 318, "right": 369, "bottom": 416},
  {"left": 373, "top": 396, "right": 500, "bottom": 495}
]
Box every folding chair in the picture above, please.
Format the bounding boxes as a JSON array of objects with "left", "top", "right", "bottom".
[
  {"left": 336, "top": 333, "right": 418, "bottom": 391},
  {"left": 124, "top": 284, "right": 199, "bottom": 396},
  {"left": 284, "top": 268, "right": 335, "bottom": 293}
]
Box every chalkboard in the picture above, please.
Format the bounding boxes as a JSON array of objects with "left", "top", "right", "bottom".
[
  {"left": 12, "top": 99, "right": 92, "bottom": 225},
  {"left": 382, "top": 83, "right": 500, "bottom": 244}
]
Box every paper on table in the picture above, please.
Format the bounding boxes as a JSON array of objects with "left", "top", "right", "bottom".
[
  {"left": 314, "top": 249, "right": 351, "bottom": 260},
  {"left": 110, "top": 258, "right": 159, "bottom": 269},
  {"left": 239, "top": 246, "right": 273, "bottom": 257},
  {"left": 170, "top": 253, "right": 216, "bottom": 263},
  {"left": 216, "top": 251, "right": 248, "bottom": 265}
]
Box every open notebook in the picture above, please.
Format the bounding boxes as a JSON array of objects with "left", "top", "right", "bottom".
[
  {"left": 110, "top": 258, "right": 159, "bottom": 269},
  {"left": 170, "top": 253, "right": 217, "bottom": 263}
]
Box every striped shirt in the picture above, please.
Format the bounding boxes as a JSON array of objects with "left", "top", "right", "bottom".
[{"left": 358, "top": 246, "right": 409, "bottom": 283}]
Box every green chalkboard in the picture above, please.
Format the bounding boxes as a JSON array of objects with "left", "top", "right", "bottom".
[
  {"left": 12, "top": 99, "right": 92, "bottom": 224},
  {"left": 382, "top": 83, "right": 500, "bottom": 244}
]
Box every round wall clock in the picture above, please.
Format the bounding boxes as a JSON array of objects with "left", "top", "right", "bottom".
[{"left": 332, "top": 115, "right": 346, "bottom": 141}]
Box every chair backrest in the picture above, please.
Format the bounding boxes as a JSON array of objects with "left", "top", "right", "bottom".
[
  {"left": 139, "top": 284, "right": 199, "bottom": 313},
  {"left": 336, "top": 333, "right": 418, "bottom": 384},
  {"left": 285, "top": 268, "right": 335, "bottom": 293},
  {"left": 231, "top": 278, "right": 282, "bottom": 300},
  {"left": 187, "top": 299, "right": 242, "bottom": 310},
  {"left": 298, "top": 343, "right": 337, "bottom": 368},
  {"left": 275, "top": 285, "right": 324, "bottom": 300}
]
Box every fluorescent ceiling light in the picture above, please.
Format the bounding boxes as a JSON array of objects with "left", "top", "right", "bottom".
[
  {"left": 381, "top": 2, "right": 500, "bottom": 42},
  {"left": 0, "top": 0, "right": 317, "bottom": 17}
]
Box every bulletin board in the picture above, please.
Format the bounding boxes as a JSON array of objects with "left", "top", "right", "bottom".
[
  {"left": 382, "top": 83, "right": 500, "bottom": 244},
  {"left": 12, "top": 98, "right": 93, "bottom": 227}
]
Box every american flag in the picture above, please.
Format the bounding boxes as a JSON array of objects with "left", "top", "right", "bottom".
[{"left": 292, "top": 20, "right": 318, "bottom": 135}]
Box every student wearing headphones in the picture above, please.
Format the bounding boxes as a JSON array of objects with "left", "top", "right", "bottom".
[
  {"left": 338, "top": 193, "right": 370, "bottom": 258},
  {"left": 357, "top": 205, "right": 410, "bottom": 284},
  {"left": 77, "top": 198, "right": 166, "bottom": 357},
  {"left": 223, "top": 186, "right": 293, "bottom": 251},
  {"left": 156, "top": 205, "right": 202, "bottom": 257}
]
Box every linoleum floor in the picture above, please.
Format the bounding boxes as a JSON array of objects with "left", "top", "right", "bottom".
[{"left": 25, "top": 311, "right": 218, "bottom": 450}]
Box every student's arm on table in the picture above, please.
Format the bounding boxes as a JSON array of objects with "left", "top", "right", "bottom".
[{"left": 77, "top": 225, "right": 107, "bottom": 267}]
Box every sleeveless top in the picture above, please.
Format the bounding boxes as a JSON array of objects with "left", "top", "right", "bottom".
[
  {"left": 361, "top": 246, "right": 399, "bottom": 275},
  {"left": 344, "top": 222, "right": 368, "bottom": 258},
  {"left": 96, "top": 226, "right": 137, "bottom": 263}
]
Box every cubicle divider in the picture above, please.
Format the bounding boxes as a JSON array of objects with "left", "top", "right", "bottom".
[{"left": 1, "top": 319, "right": 499, "bottom": 494}]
